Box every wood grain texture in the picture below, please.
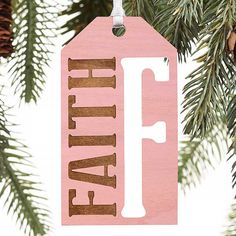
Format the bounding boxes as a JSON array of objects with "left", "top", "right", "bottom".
[{"left": 61, "top": 17, "right": 178, "bottom": 225}]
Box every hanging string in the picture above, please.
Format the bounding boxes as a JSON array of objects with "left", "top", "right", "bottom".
[{"left": 111, "top": 0, "right": 125, "bottom": 27}]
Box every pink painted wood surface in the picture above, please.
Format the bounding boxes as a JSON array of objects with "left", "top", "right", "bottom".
[{"left": 61, "top": 17, "right": 178, "bottom": 225}]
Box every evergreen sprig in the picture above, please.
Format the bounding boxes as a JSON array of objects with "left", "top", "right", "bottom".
[
  {"left": 61, "top": 0, "right": 156, "bottom": 40},
  {"left": 182, "top": 0, "right": 236, "bottom": 138},
  {"left": 0, "top": 94, "right": 50, "bottom": 235},
  {"left": 153, "top": 0, "right": 203, "bottom": 62},
  {"left": 61, "top": 0, "right": 112, "bottom": 41},
  {"left": 224, "top": 202, "right": 236, "bottom": 236},
  {"left": 123, "top": 0, "right": 155, "bottom": 24},
  {"left": 179, "top": 125, "right": 226, "bottom": 190},
  {"left": 228, "top": 95, "right": 236, "bottom": 154},
  {"left": 228, "top": 95, "right": 236, "bottom": 191},
  {"left": 9, "top": 0, "right": 56, "bottom": 103}
]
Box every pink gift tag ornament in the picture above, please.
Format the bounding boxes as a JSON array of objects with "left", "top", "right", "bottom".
[{"left": 61, "top": 17, "right": 178, "bottom": 225}]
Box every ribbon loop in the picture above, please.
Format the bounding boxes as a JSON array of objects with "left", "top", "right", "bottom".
[{"left": 111, "top": 0, "right": 125, "bottom": 27}]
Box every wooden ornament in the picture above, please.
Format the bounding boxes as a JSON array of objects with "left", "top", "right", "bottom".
[{"left": 61, "top": 17, "right": 178, "bottom": 225}]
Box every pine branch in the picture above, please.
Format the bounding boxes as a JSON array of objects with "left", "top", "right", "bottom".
[
  {"left": 224, "top": 201, "right": 236, "bottom": 236},
  {"left": 179, "top": 124, "right": 227, "bottom": 190},
  {"left": 0, "top": 95, "right": 50, "bottom": 235},
  {"left": 153, "top": 0, "right": 203, "bottom": 62},
  {"left": 8, "top": 0, "right": 56, "bottom": 103},
  {"left": 228, "top": 95, "right": 236, "bottom": 154},
  {"left": 61, "top": 0, "right": 112, "bottom": 41},
  {"left": 123, "top": 0, "right": 155, "bottom": 24},
  {"left": 228, "top": 94, "right": 236, "bottom": 191},
  {"left": 182, "top": 0, "right": 236, "bottom": 138},
  {"left": 61, "top": 0, "right": 156, "bottom": 43}
]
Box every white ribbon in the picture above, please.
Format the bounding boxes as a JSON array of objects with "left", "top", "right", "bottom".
[{"left": 111, "top": 0, "right": 125, "bottom": 27}]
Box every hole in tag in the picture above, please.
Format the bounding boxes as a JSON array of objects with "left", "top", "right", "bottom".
[{"left": 112, "top": 25, "right": 126, "bottom": 37}]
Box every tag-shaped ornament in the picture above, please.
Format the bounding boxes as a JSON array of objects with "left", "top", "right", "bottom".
[{"left": 61, "top": 17, "right": 178, "bottom": 225}]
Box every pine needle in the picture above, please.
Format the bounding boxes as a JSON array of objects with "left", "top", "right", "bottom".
[
  {"left": 153, "top": 0, "right": 203, "bottom": 62},
  {"left": 179, "top": 124, "right": 227, "bottom": 191},
  {"left": 224, "top": 201, "right": 236, "bottom": 236},
  {"left": 182, "top": 0, "right": 236, "bottom": 138},
  {"left": 0, "top": 93, "right": 50, "bottom": 235},
  {"left": 123, "top": 0, "right": 155, "bottom": 24},
  {"left": 8, "top": 0, "right": 56, "bottom": 103},
  {"left": 61, "top": 0, "right": 112, "bottom": 43}
]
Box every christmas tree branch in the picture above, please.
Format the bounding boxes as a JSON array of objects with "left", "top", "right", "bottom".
[
  {"left": 183, "top": 0, "right": 236, "bottom": 138},
  {"left": 61, "top": 0, "right": 157, "bottom": 43},
  {"left": 228, "top": 94, "right": 236, "bottom": 153},
  {"left": 123, "top": 0, "right": 155, "bottom": 24},
  {"left": 227, "top": 94, "right": 236, "bottom": 191},
  {"left": 179, "top": 124, "right": 227, "bottom": 190},
  {"left": 0, "top": 93, "right": 50, "bottom": 235},
  {"left": 8, "top": 0, "right": 56, "bottom": 103},
  {"left": 153, "top": 0, "right": 203, "bottom": 62},
  {"left": 224, "top": 201, "right": 236, "bottom": 236},
  {"left": 61, "top": 0, "right": 112, "bottom": 40}
]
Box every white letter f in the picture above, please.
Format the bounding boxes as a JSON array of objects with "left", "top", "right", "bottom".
[{"left": 121, "top": 58, "right": 168, "bottom": 218}]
